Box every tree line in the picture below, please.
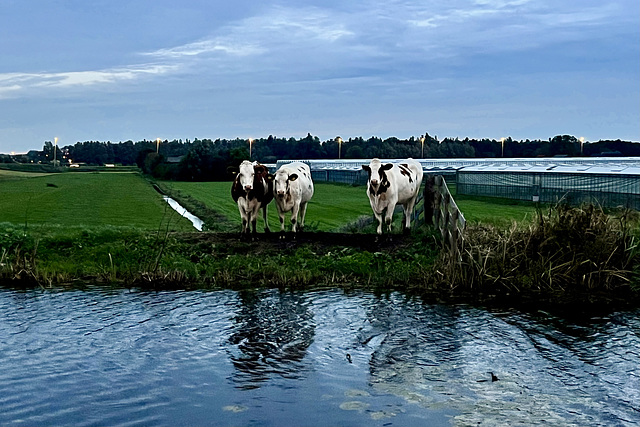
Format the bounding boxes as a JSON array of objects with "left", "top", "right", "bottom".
[{"left": 3, "top": 133, "right": 639, "bottom": 181}]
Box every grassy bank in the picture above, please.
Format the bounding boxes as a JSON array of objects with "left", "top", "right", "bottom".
[
  {"left": 1, "top": 171, "right": 639, "bottom": 305},
  {"left": 0, "top": 222, "right": 440, "bottom": 290}
]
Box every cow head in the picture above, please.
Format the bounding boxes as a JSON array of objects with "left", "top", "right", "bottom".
[
  {"left": 237, "top": 160, "right": 255, "bottom": 193},
  {"left": 362, "top": 158, "right": 393, "bottom": 193},
  {"left": 274, "top": 171, "right": 298, "bottom": 199}
]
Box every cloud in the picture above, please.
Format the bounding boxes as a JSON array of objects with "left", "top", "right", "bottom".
[
  {"left": 144, "top": 39, "right": 264, "bottom": 59},
  {"left": 143, "top": 5, "right": 353, "bottom": 61},
  {"left": 0, "top": 64, "right": 177, "bottom": 99}
]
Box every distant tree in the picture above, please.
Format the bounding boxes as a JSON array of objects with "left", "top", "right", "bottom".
[
  {"left": 136, "top": 149, "right": 154, "bottom": 170},
  {"left": 345, "top": 144, "right": 365, "bottom": 159},
  {"left": 549, "top": 135, "right": 580, "bottom": 156},
  {"left": 143, "top": 152, "right": 163, "bottom": 175}
]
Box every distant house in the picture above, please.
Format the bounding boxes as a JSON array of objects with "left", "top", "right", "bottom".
[{"left": 165, "top": 156, "right": 185, "bottom": 164}]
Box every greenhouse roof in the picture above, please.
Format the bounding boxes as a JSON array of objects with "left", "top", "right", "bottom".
[
  {"left": 458, "top": 164, "right": 640, "bottom": 175},
  {"left": 277, "top": 157, "right": 640, "bottom": 172}
]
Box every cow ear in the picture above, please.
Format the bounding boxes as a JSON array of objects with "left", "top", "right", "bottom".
[
  {"left": 382, "top": 163, "right": 394, "bottom": 171},
  {"left": 362, "top": 165, "right": 371, "bottom": 172},
  {"left": 288, "top": 173, "right": 298, "bottom": 182}
]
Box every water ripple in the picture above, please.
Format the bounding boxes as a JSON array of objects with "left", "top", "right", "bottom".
[{"left": 0, "top": 287, "right": 637, "bottom": 426}]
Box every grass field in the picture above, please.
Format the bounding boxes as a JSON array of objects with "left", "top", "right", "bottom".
[
  {"left": 0, "top": 169, "right": 53, "bottom": 180},
  {"left": 1, "top": 170, "right": 637, "bottom": 300},
  {"left": 0, "top": 171, "right": 192, "bottom": 230},
  {"left": 162, "top": 179, "right": 540, "bottom": 231},
  {"left": 160, "top": 181, "right": 375, "bottom": 232},
  {"left": 0, "top": 168, "right": 538, "bottom": 232},
  {"left": 455, "top": 195, "right": 538, "bottom": 227}
]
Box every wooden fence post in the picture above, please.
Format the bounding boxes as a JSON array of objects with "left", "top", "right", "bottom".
[{"left": 422, "top": 175, "right": 466, "bottom": 259}]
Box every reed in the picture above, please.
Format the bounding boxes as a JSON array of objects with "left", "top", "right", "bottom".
[{"left": 431, "top": 203, "right": 640, "bottom": 297}]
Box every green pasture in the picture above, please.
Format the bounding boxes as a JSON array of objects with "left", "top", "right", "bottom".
[
  {"left": 160, "top": 181, "right": 375, "bottom": 232},
  {"left": 161, "top": 179, "right": 540, "bottom": 231},
  {"left": 0, "top": 171, "right": 192, "bottom": 230},
  {"left": 0, "top": 168, "right": 538, "bottom": 233},
  {"left": 455, "top": 196, "right": 538, "bottom": 227},
  {"left": 0, "top": 169, "right": 53, "bottom": 180}
]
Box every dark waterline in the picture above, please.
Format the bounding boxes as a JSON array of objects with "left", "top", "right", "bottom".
[{"left": 0, "top": 287, "right": 638, "bottom": 426}]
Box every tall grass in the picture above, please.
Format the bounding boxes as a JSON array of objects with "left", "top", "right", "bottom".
[{"left": 430, "top": 203, "right": 640, "bottom": 297}]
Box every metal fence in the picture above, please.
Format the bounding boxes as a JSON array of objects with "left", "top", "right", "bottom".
[
  {"left": 310, "top": 169, "right": 369, "bottom": 185},
  {"left": 457, "top": 169, "right": 640, "bottom": 209}
]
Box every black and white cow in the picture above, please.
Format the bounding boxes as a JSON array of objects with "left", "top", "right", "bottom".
[
  {"left": 273, "top": 162, "right": 314, "bottom": 237},
  {"left": 362, "top": 158, "right": 423, "bottom": 235},
  {"left": 231, "top": 160, "right": 274, "bottom": 239}
]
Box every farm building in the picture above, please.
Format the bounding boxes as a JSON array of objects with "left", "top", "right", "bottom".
[{"left": 456, "top": 164, "right": 640, "bottom": 209}]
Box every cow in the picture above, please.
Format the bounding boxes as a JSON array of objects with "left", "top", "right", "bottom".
[
  {"left": 273, "top": 162, "right": 314, "bottom": 238},
  {"left": 362, "top": 158, "right": 423, "bottom": 236},
  {"left": 231, "top": 160, "right": 274, "bottom": 239}
]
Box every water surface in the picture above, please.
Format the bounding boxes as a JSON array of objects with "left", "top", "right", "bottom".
[{"left": 0, "top": 287, "right": 637, "bottom": 426}]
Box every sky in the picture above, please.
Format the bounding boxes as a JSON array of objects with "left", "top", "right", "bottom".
[{"left": 1, "top": 0, "right": 638, "bottom": 154}]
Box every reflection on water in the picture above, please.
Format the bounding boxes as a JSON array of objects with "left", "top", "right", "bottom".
[
  {"left": 0, "top": 287, "right": 637, "bottom": 426},
  {"left": 228, "top": 290, "right": 315, "bottom": 388},
  {"left": 359, "top": 297, "right": 640, "bottom": 426}
]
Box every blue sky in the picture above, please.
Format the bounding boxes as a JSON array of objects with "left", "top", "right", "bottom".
[{"left": 1, "top": 0, "right": 638, "bottom": 153}]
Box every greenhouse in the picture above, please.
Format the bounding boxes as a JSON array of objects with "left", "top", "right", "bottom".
[
  {"left": 272, "top": 158, "right": 640, "bottom": 206},
  {"left": 456, "top": 164, "right": 640, "bottom": 209}
]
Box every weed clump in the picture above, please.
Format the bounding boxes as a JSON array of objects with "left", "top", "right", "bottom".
[{"left": 434, "top": 204, "right": 640, "bottom": 297}]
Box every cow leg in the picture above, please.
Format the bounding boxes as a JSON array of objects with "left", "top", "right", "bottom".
[
  {"left": 238, "top": 202, "right": 249, "bottom": 240},
  {"left": 278, "top": 211, "right": 286, "bottom": 239},
  {"left": 240, "top": 218, "right": 249, "bottom": 240},
  {"left": 251, "top": 218, "right": 257, "bottom": 240},
  {"left": 402, "top": 207, "right": 411, "bottom": 235},
  {"left": 298, "top": 201, "right": 308, "bottom": 232},
  {"left": 249, "top": 204, "right": 260, "bottom": 240},
  {"left": 373, "top": 211, "right": 384, "bottom": 235},
  {"left": 404, "top": 197, "right": 417, "bottom": 234},
  {"left": 290, "top": 202, "right": 300, "bottom": 234},
  {"left": 384, "top": 207, "right": 394, "bottom": 234},
  {"left": 262, "top": 205, "right": 271, "bottom": 233}
]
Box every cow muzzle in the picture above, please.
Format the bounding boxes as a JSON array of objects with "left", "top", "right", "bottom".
[{"left": 244, "top": 185, "right": 252, "bottom": 192}]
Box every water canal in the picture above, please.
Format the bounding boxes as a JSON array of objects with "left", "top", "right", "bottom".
[
  {"left": 163, "top": 196, "right": 204, "bottom": 231},
  {"left": 0, "top": 287, "right": 637, "bottom": 426}
]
